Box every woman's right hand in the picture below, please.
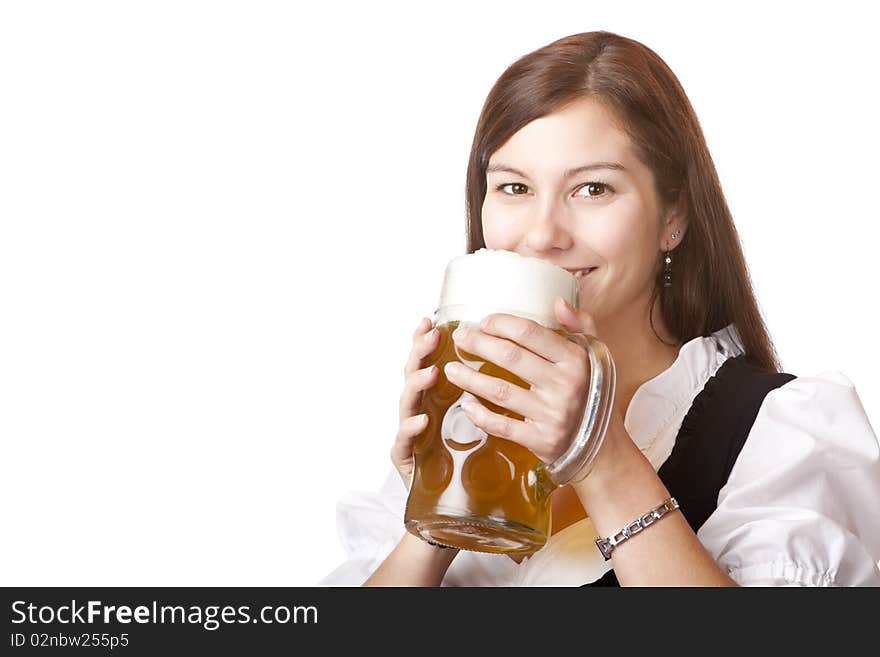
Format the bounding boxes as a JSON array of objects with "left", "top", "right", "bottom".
[{"left": 393, "top": 316, "right": 441, "bottom": 489}]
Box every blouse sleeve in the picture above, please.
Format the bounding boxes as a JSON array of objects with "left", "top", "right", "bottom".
[
  {"left": 317, "top": 468, "right": 409, "bottom": 586},
  {"left": 696, "top": 371, "right": 880, "bottom": 586},
  {"left": 319, "top": 468, "right": 520, "bottom": 586}
]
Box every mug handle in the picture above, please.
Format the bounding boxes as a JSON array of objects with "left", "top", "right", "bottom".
[{"left": 540, "top": 333, "right": 616, "bottom": 487}]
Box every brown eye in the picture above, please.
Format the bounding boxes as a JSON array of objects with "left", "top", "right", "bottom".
[
  {"left": 497, "top": 183, "right": 529, "bottom": 196},
  {"left": 575, "top": 182, "right": 613, "bottom": 199}
]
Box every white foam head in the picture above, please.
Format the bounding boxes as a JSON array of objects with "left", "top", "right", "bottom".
[{"left": 434, "top": 248, "right": 579, "bottom": 329}]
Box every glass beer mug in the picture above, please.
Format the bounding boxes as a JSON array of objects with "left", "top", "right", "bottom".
[{"left": 404, "top": 248, "right": 616, "bottom": 554}]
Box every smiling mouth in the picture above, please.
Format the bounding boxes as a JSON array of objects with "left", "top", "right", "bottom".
[{"left": 567, "top": 267, "right": 597, "bottom": 278}]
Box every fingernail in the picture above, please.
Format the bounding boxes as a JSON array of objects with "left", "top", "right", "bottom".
[{"left": 461, "top": 401, "right": 478, "bottom": 414}]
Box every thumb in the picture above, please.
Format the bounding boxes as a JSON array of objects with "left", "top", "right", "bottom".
[{"left": 554, "top": 296, "right": 597, "bottom": 336}]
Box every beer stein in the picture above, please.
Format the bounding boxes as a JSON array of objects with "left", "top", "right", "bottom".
[{"left": 404, "top": 248, "right": 616, "bottom": 554}]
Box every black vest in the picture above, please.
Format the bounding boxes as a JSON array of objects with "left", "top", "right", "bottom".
[{"left": 583, "top": 353, "right": 797, "bottom": 587}]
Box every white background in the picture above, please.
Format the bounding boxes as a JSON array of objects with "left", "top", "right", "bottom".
[{"left": 1, "top": 1, "right": 877, "bottom": 585}]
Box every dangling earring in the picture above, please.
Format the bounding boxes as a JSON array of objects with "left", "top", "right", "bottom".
[{"left": 663, "top": 230, "right": 679, "bottom": 288}]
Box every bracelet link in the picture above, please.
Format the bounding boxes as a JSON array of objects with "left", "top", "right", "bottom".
[
  {"left": 594, "top": 497, "right": 680, "bottom": 562},
  {"left": 623, "top": 519, "right": 643, "bottom": 538}
]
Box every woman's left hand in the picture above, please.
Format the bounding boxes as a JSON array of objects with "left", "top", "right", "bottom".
[{"left": 445, "top": 296, "right": 621, "bottom": 466}]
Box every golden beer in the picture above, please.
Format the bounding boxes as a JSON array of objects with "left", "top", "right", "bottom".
[{"left": 404, "top": 249, "right": 616, "bottom": 554}]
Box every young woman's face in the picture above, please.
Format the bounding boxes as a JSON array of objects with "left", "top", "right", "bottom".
[{"left": 481, "top": 96, "right": 679, "bottom": 326}]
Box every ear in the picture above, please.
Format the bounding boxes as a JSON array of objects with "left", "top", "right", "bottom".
[{"left": 661, "top": 191, "right": 689, "bottom": 253}]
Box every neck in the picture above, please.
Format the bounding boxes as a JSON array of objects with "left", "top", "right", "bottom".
[{"left": 593, "top": 292, "right": 682, "bottom": 418}]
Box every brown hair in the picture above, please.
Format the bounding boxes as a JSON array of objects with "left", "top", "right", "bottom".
[{"left": 464, "top": 31, "right": 782, "bottom": 373}]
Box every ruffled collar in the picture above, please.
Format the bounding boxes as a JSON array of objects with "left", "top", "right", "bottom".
[{"left": 623, "top": 323, "right": 745, "bottom": 453}]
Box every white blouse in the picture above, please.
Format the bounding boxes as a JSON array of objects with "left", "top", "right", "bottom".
[{"left": 320, "top": 324, "right": 880, "bottom": 587}]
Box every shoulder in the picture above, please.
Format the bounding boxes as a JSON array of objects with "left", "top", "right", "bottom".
[
  {"left": 694, "top": 356, "right": 875, "bottom": 462},
  {"left": 697, "top": 369, "right": 880, "bottom": 586},
  {"left": 727, "top": 367, "right": 879, "bottom": 492},
  {"left": 746, "top": 369, "right": 878, "bottom": 465}
]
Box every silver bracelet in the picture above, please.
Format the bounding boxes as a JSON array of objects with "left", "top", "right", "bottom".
[{"left": 594, "top": 497, "right": 680, "bottom": 561}]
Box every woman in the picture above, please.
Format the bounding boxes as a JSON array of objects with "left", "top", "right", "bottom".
[{"left": 321, "top": 31, "right": 880, "bottom": 586}]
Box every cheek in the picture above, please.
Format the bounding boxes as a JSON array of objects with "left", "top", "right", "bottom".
[
  {"left": 480, "top": 197, "right": 522, "bottom": 250},
  {"left": 586, "top": 203, "right": 659, "bottom": 292},
  {"left": 583, "top": 205, "right": 649, "bottom": 264}
]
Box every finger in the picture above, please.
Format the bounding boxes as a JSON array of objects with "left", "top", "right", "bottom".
[
  {"left": 479, "top": 313, "right": 573, "bottom": 363},
  {"left": 451, "top": 323, "right": 546, "bottom": 387},
  {"left": 443, "top": 360, "right": 543, "bottom": 422},
  {"left": 399, "top": 364, "right": 438, "bottom": 420},
  {"left": 404, "top": 321, "right": 440, "bottom": 376},
  {"left": 459, "top": 400, "right": 545, "bottom": 458},
  {"left": 553, "top": 297, "right": 598, "bottom": 336},
  {"left": 391, "top": 413, "right": 430, "bottom": 464},
  {"left": 412, "top": 316, "right": 431, "bottom": 339}
]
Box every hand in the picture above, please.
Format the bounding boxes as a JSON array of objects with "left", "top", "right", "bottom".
[
  {"left": 393, "top": 316, "right": 441, "bottom": 489},
  {"left": 443, "top": 296, "right": 619, "bottom": 468}
]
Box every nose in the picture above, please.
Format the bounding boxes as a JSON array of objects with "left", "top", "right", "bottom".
[{"left": 522, "top": 197, "right": 574, "bottom": 254}]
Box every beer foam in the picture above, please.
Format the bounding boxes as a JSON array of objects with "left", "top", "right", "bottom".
[{"left": 435, "top": 248, "right": 578, "bottom": 329}]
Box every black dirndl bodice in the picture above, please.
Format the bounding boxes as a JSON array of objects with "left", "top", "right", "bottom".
[{"left": 583, "top": 354, "right": 796, "bottom": 587}]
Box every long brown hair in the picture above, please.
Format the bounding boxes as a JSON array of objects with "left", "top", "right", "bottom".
[{"left": 464, "top": 31, "right": 782, "bottom": 373}]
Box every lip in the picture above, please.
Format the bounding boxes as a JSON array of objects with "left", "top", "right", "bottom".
[{"left": 564, "top": 267, "right": 598, "bottom": 274}]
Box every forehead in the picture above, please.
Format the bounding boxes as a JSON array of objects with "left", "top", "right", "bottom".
[{"left": 487, "top": 97, "right": 638, "bottom": 175}]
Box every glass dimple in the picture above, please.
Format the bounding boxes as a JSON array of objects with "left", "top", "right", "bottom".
[{"left": 405, "top": 320, "right": 559, "bottom": 554}]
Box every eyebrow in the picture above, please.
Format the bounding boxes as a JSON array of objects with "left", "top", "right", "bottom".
[{"left": 485, "top": 162, "right": 627, "bottom": 178}]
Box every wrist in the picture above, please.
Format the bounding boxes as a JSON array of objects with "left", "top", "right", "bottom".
[
  {"left": 401, "top": 532, "right": 460, "bottom": 564},
  {"left": 364, "top": 532, "right": 459, "bottom": 586},
  {"left": 576, "top": 420, "right": 644, "bottom": 497},
  {"left": 594, "top": 497, "right": 680, "bottom": 561},
  {"left": 572, "top": 430, "right": 671, "bottom": 540}
]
